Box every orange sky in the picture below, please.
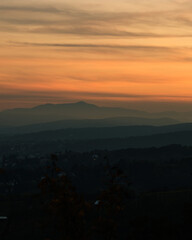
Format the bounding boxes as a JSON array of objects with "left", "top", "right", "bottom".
[{"left": 1, "top": 0, "right": 192, "bottom": 111}]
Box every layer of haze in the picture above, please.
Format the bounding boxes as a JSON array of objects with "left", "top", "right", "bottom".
[{"left": 1, "top": 0, "right": 192, "bottom": 111}]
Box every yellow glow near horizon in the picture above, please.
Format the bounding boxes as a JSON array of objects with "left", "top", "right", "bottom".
[{"left": 1, "top": 0, "right": 192, "bottom": 111}]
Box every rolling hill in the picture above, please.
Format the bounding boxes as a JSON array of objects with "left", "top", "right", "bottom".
[{"left": 0, "top": 101, "right": 186, "bottom": 127}]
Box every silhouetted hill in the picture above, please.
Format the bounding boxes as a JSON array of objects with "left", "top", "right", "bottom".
[
  {"left": 0, "top": 116, "right": 179, "bottom": 135},
  {"left": 2, "top": 128, "right": 192, "bottom": 153},
  {"left": 3, "top": 121, "right": 192, "bottom": 140},
  {"left": 0, "top": 101, "right": 149, "bottom": 126},
  {"left": 0, "top": 101, "right": 185, "bottom": 127}
]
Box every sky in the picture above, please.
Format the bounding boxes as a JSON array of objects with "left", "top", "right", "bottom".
[{"left": 1, "top": 0, "right": 192, "bottom": 111}]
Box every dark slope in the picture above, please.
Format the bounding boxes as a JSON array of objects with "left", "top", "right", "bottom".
[
  {"left": 0, "top": 116, "right": 179, "bottom": 135},
  {"left": 2, "top": 128, "right": 192, "bottom": 153},
  {"left": 0, "top": 101, "right": 186, "bottom": 127},
  {"left": 0, "top": 101, "right": 149, "bottom": 126},
  {"left": 3, "top": 122, "right": 192, "bottom": 141}
]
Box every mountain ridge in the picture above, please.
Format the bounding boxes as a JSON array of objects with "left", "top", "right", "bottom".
[
  {"left": 0, "top": 101, "right": 191, "bottom": 127},
  {"left": 0, "top": 101, "right": 154, "bottom": 127}
]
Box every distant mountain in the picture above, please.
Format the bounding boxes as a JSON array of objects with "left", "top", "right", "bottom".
[
  {"left": 0, "top": 116, "right": 179, "bottom": 135},
  {"left": 2, "top": 122, "right": 192, "bottom": 142},
  {"left": 0, "top": 101, "right": 149, "bottom": 126},
  {"left": 25, "top": 122, "right": 192, "bottom": 140},
  {"left": 0, "top": 101, "right": 183, "bottom": 127},
  {"left": 2, "top": 128, "right": 192, "bottom": 153}
]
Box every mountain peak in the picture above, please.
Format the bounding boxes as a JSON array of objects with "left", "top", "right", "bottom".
[
  {"left": 31, "top": 101, "right": 98, "bottom": 110},
  {"left": 75, "top": 101, "right": 95, "bottom": 105},
  {"left": 74, "top": 101, "right": 98, "bottom": 108},
  {"left": 75, "top": 101, "right": 89, "bottom": 105}
]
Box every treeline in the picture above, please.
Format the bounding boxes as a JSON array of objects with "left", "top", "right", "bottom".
[{"left": 1, "top": 154, "right": 192, "bottom": 239}]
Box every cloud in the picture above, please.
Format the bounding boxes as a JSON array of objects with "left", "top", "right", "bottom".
[
  {"left": 30, "top": 27, "right": 162, "bottom": 38},
  {"left": 8, "top": 41, "right": 181, "bottom": 61},
  {"left": 10, "top": 41, "right": 171, "bottom": 50},
  {"left": 1, "top": 2, "right": 192, "bottom": 38},
  {"left": 1, "top": 89, "right": 192, "bottom": 102},
  {"left": 0, "top": 5, "right": 59, "bottom": 13}
]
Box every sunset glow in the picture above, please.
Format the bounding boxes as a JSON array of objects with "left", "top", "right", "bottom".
[{"left": 1, "top": 0, "right": 192, "bottom": 111}]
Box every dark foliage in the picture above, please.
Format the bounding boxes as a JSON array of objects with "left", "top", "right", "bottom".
[{"left": 38, "top": 155, "right": 131, "bottom": 240}]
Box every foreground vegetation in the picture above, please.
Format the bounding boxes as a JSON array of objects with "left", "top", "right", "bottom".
[{"left": 1, "top": 146, "right": 192, "bottom": 239}]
